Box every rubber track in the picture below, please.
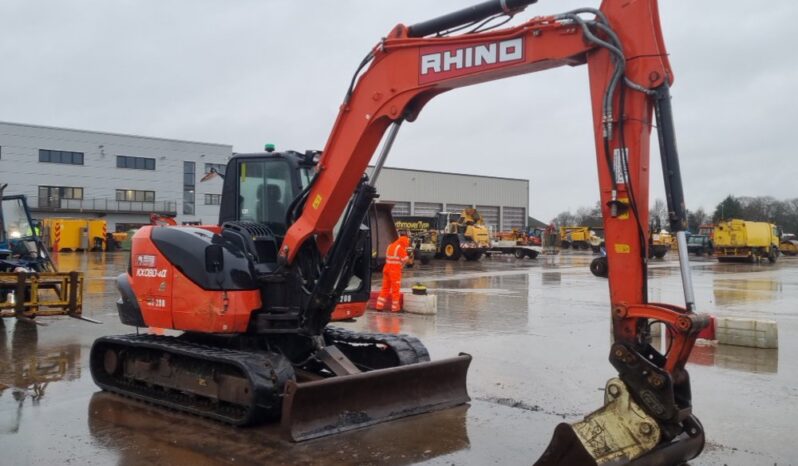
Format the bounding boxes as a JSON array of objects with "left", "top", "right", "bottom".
[
  {"left": 90, "top": 334, "right": 294, "bottom": 426},
  {"left": 324, "top": 326, "right": 431, "bottom": 365},
  {"left": 91, "top": 329, "right": 431, "bottom": 426}
]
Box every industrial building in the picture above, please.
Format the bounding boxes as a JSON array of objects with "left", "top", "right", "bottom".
[
  {"left": 0, "top": 121, "right": 231, "bottom": 230},
  {"left": 373, "top": 166, "right": 529, "bottom": 230},
  {"left": 0, "top": 121, "right": 529, "bottom": 232}
]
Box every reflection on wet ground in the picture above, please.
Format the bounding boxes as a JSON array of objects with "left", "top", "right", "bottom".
[
  {"left": 649, "top": 330, "right": 780, "bottom": 375},
  {"left": 690, "top": 343, "right": 778, "bottom": 374},
  {"left": 0, "top": 251, "right": 794, "bottom": 464},
  {"left": 713, "top": 276, "right": 783, "bottom": 306},
  {"left": 0, "top": 320, "right": 81, "bottom": 434},
  {"left": 88, "top": 393, "right": 471, "bottom": 465}
]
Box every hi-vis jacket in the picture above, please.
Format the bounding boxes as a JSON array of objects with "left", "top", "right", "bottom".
[{"left": 384, "top": 236, "right": 410, "bottom": 270}]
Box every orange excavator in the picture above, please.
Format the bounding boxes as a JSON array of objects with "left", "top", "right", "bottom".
[{"left": 90, "top": 0, "right": 708, "bottom": 463}]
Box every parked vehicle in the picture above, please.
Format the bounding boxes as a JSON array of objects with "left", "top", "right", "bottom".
[
  {"left": 590, "top": 245, "right": 608, "bottom": 278},
  {"left": 649, "top": 230, "right": 673, "bottom": 258},
  {"left": 589, "top": 229, "right": 605, "bottom": 253},
  {"left": 395, "top": 208, "right": 493, "bottom": 261},
  {"left": 559, "top": 226, "right": 603, "bottom": 250},
  {"left": 698, "top": 223, "right": 715, "bottom": 238},
  {"left": 527, "top": 227, "right": 544, "bottom": 246},
  {"left": 686, "top": 234, "right": 713, "bottom": 256},
  {"left": 0, "top": 185, "right": 86, "bottom": 320},
  {"left": 713, "top": 219, "right": 779, "bottom": 263},
  {"left": 431, "top": 209, "right": 491, "bottom": 261},
  {"left": 489, "top": 229, "right": 541, "bottom": 259},
  {"left": 780, "top": 233, "right": 798, "bottom": 256},
  {"left": 393, "top": 215, "right": 436, "bottom": 265}
]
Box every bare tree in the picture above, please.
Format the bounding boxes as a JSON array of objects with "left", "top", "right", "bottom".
[
  {"left": 687, "top": 208, "right": 708, "bottom": 232},
  {"left": 649, "top": 199, "right": 667, "bottom": 228},
  {"left": 553, "top": 210, "right": 577, "bottom": 227}
]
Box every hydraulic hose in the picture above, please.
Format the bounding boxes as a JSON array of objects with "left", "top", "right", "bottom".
[{"left": 407, "top": 0, "right": 538, "bottom": 37}]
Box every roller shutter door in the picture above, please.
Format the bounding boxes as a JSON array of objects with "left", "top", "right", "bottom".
[
  {"left": 477, "top": 205, "right": 500, "bottom": 230},
  {"left": 502, "top": 206, "right": 526, "bottom": 230},
  {"left": 413, "top": 202, "right": 443, "bottom": 216},
  {"left": 445, "top": 203, "right": 472, "bottom": 214},
  {"left": 386, "top": 201, "right": 411, "bottom": 216}
]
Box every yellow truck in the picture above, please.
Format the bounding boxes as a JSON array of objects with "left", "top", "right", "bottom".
[
  {"left": 559, "top": 226, "right": 592, "bottom": 250},
  {"left": 713, "top": 219, "right": 780, "bottom": 263}
]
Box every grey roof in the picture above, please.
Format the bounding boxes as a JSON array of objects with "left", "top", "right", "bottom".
[{"left": 0, "top": 120, "right": 232, "bottom": 148}]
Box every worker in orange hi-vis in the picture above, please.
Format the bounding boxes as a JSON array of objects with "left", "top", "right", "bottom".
[{"left": 375, "top": 235, "right": 410, "bottom": 312}]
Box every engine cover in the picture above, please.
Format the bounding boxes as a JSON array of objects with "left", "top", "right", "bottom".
[{"left": 122, "top": 226, "right": 262, "bottom": 333}]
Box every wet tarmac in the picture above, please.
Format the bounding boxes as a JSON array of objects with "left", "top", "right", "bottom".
[{"left": 1, "top": 251, "right": 795, "bottom": 465}]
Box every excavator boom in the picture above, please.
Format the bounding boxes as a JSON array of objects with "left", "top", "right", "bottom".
[{"left": 278, "top": 0, "right": 708, "bottom": 463}]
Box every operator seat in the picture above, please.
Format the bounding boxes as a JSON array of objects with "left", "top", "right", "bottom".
[{"left": 256, "top": 184, "right": 287, "bottom": 235}]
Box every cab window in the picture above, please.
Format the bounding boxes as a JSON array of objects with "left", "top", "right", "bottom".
[
  {"left": 299, "top": 167, "right": 314, "bottom": 190},
  {"left": 238, "top": 160, "right": 295, "bottom": 235},
  {"left": 2, "top": 198, "right": 33, "bottom": 239}
]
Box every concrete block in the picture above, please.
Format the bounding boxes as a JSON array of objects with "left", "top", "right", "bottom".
[
  {"left": 715, "top": 317, "right": 778, "bottom": 349},
  {"left": 402, "top": 293, "right": 437, "bottom": 315}
]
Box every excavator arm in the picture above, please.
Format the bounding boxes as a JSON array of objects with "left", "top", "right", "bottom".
[{"left": 283, "top": 0, "right": 708, "bottom": 463}]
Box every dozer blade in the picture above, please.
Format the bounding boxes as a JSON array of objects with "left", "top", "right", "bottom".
[{"left": 282, "top": 353, "right": 471, "bottom": 441}]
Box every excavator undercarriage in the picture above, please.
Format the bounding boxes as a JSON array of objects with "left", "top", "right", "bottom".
[{"left": 92, "top": 326, "right": 470, "bottom": 440}]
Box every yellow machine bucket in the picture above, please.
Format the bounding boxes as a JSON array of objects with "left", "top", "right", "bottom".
[
  {"left": 282, "top": 353, "right": 471, "bottom": 441},
  {"left": 534, "top": 379, "right": 704, "bottom": 465}
]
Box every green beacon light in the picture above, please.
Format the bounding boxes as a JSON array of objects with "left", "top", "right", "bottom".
[{"left": 264, "top": 143, "right": 276, "bottom": 153}]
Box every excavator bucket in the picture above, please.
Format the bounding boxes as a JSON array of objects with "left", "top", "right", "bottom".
[
  {"left": 536, "top": 422, "right": 705, "bottom": 466},
  {"left": 534, "top": 379, "right": 704, "bottom": 465},
  {"left": 282, "top": 353, "right": 471, "bottom": 441}
]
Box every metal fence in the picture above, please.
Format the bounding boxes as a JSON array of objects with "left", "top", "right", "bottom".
[{"left": 31, "top": 196, "right": 177, "bottom": 215}]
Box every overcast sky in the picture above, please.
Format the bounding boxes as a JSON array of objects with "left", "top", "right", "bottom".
[{"left": 1, "top": 1, "right": 795, "bottom": 221}]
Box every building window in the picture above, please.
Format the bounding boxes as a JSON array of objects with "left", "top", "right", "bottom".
[
  {"left": 204, "top": 194, "right": 222, "bottom": 205},
  {"left": 117, "top": 155, "right": 155, "bottom": 170},
  {"left": 204, "top": 163, "right": 226, "bottom": 176},
  {"left": 183, "top": 161, "right": 195, "bottom": 215},
  {"left": 116, "top": 189, "right": 155, "bottom": 202},
  {"left": 39, "top": 149, "right": 84, "bottom": 165},
  {"left": 38, "top": 186, "right": 83, "bottom": 208}
]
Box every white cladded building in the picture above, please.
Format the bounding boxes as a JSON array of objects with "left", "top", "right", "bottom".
[
  {"left": 0, "top": 121, "right": 231, "bottom": 230},
  {"left": 0, "top": 121, "right": 529, "bottom": 231},
  {"left": 372, "top": 166, "right": 529, "bottom": 230}
]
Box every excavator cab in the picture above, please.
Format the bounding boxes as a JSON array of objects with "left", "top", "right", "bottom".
[
  {"left": 218, "top": 150, "right": 372, "bottom": 318},
  {"left": 218, "top": 150, "right": 314, "bottom": 235}
]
